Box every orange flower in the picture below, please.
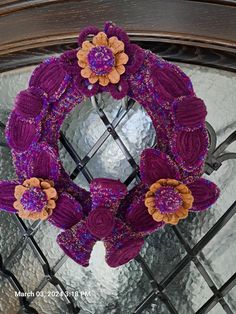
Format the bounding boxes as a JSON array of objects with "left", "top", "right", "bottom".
[
  {"left": 145, "top": 179, "right": 194, "bottom": 225},
  {"left": 77, "top": 32, "right": 129, "bottom": 86},
  {"left": 13, "top": 177, "right": 57, "bottom": 221}
]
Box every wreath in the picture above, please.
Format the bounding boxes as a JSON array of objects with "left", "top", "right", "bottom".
[{"left": 0, "top": 22, "right": 219, "bottom": 268}]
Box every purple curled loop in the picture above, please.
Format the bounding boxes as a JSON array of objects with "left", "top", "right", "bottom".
[
  {"left": 108, "top": 77, "right": 129, "bottom": 100},
  {"left": 105, "top": 22, "right": 130, "bottom": 46},
  {"left": 77, "top": 26, "right": 100, "bottom": 47}
]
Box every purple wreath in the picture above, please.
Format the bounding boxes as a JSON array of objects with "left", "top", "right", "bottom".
[{"left": 0, "top": 22, "right": 220, "bottom": 268}]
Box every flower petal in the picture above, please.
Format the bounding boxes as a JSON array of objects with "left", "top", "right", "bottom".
[
  {"left": 108, "top": 36, "right": 125, "bottom": 54},
  {"left": 81, "top": 67, "right": 92, "bottom": 78},
  {"left": 40, "top": 208, "right": 51, "bottom": 220},
  {"left": 115, "top": 52, "right": 128, "bottom": 66},
  {"left": 29, "top": 58, "right": 69, "bottom": 101},
  {"left": 0, "top": 180, "right": 19, "bottom": 213},
  {"left": 98, "top": 75, "right": 110, "bottom": 86},
  {"left": 175, "top": 184, "right": 189, "bottom": 194},
  {"left": 171, "top": 128, "right": 209, "bottom": 171},
  {"left": 187, "top": 178, "right": 220, "bottom": 211},
  {"left": 23, "top": 179, "right": 30, "bottom": 187},
  {"left": 40, "top": 181, "right": 51, "bottom": 189},
  {"left": 44, "top": 188, "right": 57, "bottom": 200},
  {"left": 92, "top": 32, "right": 108, "bottom": 46},
  {"left": 29, "top": 177, "right": 40, "bottom": 187},
  {"left": 173, "top": 96, "right": 207, "bottom": 129},
  {"left": 166, "top": 179, "right": 179, "bottom": 186},
  {"left": 47, "top": 199, "right": 56, "bottom": 209},
  {"left": 14, "top": 185, "right": 27, "bottom": 199},
  {"left": 18, "top": 208, "right": 44, "bottom": 221},
  {"left": 49, "top": 193, "right": 83, "bottom": 229},
  {"left": 125, "top": 184, "right": 164, "bottom": 235},
  {"left": 104, "top": 218, "right": 144, "bottom": 267},
  {"left": 76, "top": 49, "right": 88, "bottom": 60},
  {"left": 144, "top": 197, "right": 155, "bottom": 207},
  {"left": 149, "top": 182, "right": 161, "bottom": 193},
  {"left": 106, "top": 237, "right": 144, "bottom": 268},
  {"left": 163, "top": 213, "right": 180, "bottom": 225},
  {"left": 18, "top": 209, "right": 33, "bottom": 219},
  {"left": 108, "top": 68, "right": 120, "bottom": 84},
  {"left": 147, "top": 206, "right": 156, "bottom": 215},
  {"left": 26, "top": 143, "right": 60, "bottom": 182},
  {"left": 140, "top": 148, "right": 181, "bottom": 186},
  {"left": 88, "top": 75, "right": 99, "bottom": 84},
  {"left": 57, "top": 219, "right": 97, "bottom": 267},
  {"left": 152, "top": 211, "right": 164, "bottom": 222},
  {"left": 75, "top": 74, "right": 99, "bottom": 97},
  {"left": 115, "top": 64, "right": 126, "bottom": 75},
  {"left": 82, "top": 40, "right": 94, "bottom": 51},
  {"left": 151, "top": 62, "right": 193, "bottom": 106},
  {"left": 15, "top": 87, "right": 44, "bottom": 119},
  {"left": 13, "top": 201, "right": 23, "bottom": 211},
  {"left": 176, "top": 207, "right": 188, "bottom": 218},
  {"left": 46, "top": 208, "right": 53, "bottom": 216},
  {"left": 6, "top": 111, "right": 40, "bottom": 152},
  {"left": 126, "top": 201, "right": 163, "bottom": 231},
  {"left": 78, "top": 60, "right": 87, "bottom": 68}
]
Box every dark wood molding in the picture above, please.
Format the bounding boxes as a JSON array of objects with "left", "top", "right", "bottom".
[
  {"left": 0, "top": 0, "right": 235, "bottom": 55},
  {"left": 0, "top": 0, "right": 235, "bottom": 74},
  {"left": 0, "top": 0, "right": 61, "bottom": 12},
  {"left": 189, "top": 0, "right": 236, "bottom": 7},
  {"left": 0, "top": 41, "right": 235, "bottom": 74}
]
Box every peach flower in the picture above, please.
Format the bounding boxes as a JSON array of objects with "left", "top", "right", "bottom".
[
  {"left": 13, "top": 177, "right": 57, "bottom": 221},
  {"left": 77, "top": 32, "right": 129, "bottom": 86},
  {"left": 145, "top": 179, "right": 194, "bottom": 225}
]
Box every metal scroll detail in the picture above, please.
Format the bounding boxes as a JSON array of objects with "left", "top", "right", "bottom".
[{"left": 205, "top": 122, "right": 236, "bottom": 175}]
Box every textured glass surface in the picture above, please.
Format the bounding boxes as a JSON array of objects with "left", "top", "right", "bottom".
[
  {"left": 225, "top": 285, "right": 236, "bottom": 312},
  {"left": 33, "top": 222, "right": 64, "bottom": 267},
  {"left": 165, "top": 262, "right": 213, "bottom": 313},
  {"left": 57, "top": 243, "right": 143, "bottom": 313},
  {"left": 0, "top": 274, "right": 19, "bottom": 313},
  {"left": 141, "top": 225, "right": 186, "bottom": 281},
  {"left": 0, "top": 62, "right": 235, "bottom": 314},
  {"left": 61, "top": 94, "right": 155, "bottom": 189},
  {"left": 7, "top": 242, "right": 45, "bottom": 292},
  {"left": 0, "top": 212, "right": 21, "bottom": 261},
  {"left": 198, "top": 214, "right": 236, "bottom": 288},
  {"left": 208, "top": 303, "right": 226, "bottom": 314},
  {"left": 30, "top": 283, "right": 69, "bottom": 314}
]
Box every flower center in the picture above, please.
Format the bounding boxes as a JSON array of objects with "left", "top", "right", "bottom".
[
  {"left": 155, "top": 186, "right": 182, "bottom": 214},
  {"left": 88, "top": 46, "right": 115, "bottom": 75},
  {"left": 20, "top": 187, "right": 47, "bottom": 212}
]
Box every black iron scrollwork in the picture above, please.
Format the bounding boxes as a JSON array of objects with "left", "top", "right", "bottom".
[{"left": 205, "top": 122, "right": 236, "bottom": 175}]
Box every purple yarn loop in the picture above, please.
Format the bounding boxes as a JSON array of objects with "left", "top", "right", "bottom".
[{"left": 77, "top": 26, "right": 100, "bottom": 47}]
